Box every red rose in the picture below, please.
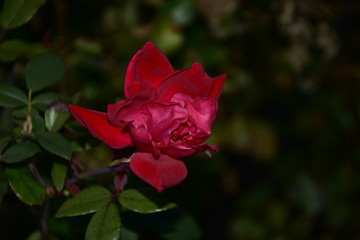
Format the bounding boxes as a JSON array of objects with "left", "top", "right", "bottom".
[{"left": 69, "top": 42, "right": 226, "bottom": 191}]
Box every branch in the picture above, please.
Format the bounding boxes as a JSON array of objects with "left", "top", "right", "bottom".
[
  {"left": 65, "top": 163, "right": 129, "bottom": 186},
  {"left": 40, "top": 197, "right": 49, "bottom": 240}
]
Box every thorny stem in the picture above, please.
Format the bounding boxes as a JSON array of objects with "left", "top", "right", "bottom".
[
  {"left": 28, "top": 163, "right": 49, "bottom": 239},
  {"left": 28, "top": 162, "right": 46, "bottom": 186},
  {"left": 28, "top": 157, "right": 129, "bottom": 238},
  {"left": 28, "top": 90, "right": 33, "bottom": 115},
  {"left": 40, "top": 197, "right": 50, "bottom": 240},
  {"left": 22, "top": 90, "right": 33, "bottom": 135},
  {"left": 65, "top": 162, "right": 130, "bottom": 186}
]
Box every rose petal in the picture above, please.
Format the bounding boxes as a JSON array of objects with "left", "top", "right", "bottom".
[
  {"left": 162, "top": 143, "right": 219, "bottom": 158},
  {"left": 69, "top": 105, "right": 132, "bottom": 149},
  {"left": 130, "top": 152, "right": 187, "bottom": 191},
  {"left": 125, "top": 41, "right": 174, "bottom": 98},
  {"left": 141, "top": 102, "right": 188, "bottom": 146},
  {"left": 107, "top": 99, "right": 144, "bottom": 128},
  {"left": 185, "top": 98, "right": 217, "bottom": 143},
  {"left": 171, "top": 94, "right": 217, "bottom": 144},
  {"left": 107, "top": 80, "right": 156, "bottom": 128},
  {"left": 128, "top": 124, "right": 153, "bottom": 150},
  {"left": 108, "top": 98, "right": 153, "bottom": 149},
  {"left": 208, "top": 74, "right": 226, "bottom": 100},
  {"left": 157, "top": 63, "right": 217, "bottom": 100}
]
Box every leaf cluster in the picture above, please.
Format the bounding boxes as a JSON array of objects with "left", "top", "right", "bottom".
[{"left": 0, "top": 1, "right": 187, "bottom": 239}]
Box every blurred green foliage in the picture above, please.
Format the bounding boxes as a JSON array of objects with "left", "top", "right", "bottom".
[{"left": 0, "top": 0, "right": 359, "bottom": 239}]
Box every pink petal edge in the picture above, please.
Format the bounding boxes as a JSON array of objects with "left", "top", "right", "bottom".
[
  {"left": 124, "top": 41, "right": 174, "bottom": 98},
  {"left": 208, "top": 74, "right": 227, "bottom": 100},
  {"left": 69, "top": 105, "right": 132, "bottom": 149},
  {"left": 130, "top": 152, "right": 188, "bottom": 191},
  {"left": 157, "top": 63, "right": 218, "bottom": 100}
]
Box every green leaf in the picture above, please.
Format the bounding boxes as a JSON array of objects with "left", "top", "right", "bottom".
[
  {"left": 51, "top": 161, "right": 67, "bottom": 192},
  {"left": 0, "top": 169, "right": 8, "bottom": 205},
  {"left": 1, "top": 142, "right": 40, "bottom": 163},
  {"left": 26, "top": 231, "right": 42, "bottom": 240},
  {"left": 85, "top": 204, "right": 121, "bottom": 240},
  {"left": 45, "top": 111, "right": 69, "bottom": 132},
  {"left": 55, "top": 186, "right": 112, "bottom": 218},
  {"left": 25, "top": 52, "right": 65, "bottom": 92},
  {"left": 0, "top": 40, "right": 48, "bottom": 62},
  {"left": 32, "top": 113, "right": 46, "bottom": 132},
  {"left": 6, "top": 165, "right": 46, "bottom": 205},
  {"left": 120, "top": 227, "right": 138, "bottom": 240},
  {"left": 45, "top": 104, "right": 70, "bottom": 132},
  {"left": 0, "top": 0, "right": 46, "bottom": 29},
  {"left": 11, "top": 107, "right": 38, "bottom": 118},
  {"left": 12, "top": 107, "right": 28, "bottom": 118},
  {"left": 32, "top": 92, "right": 57, "bottom": 111},
  {"left": 0, "top": 133, "right": 12, "bottom": 153},
  {"left": 118, "top": 188, "right": 177, "bottom": 214},
  {"left": 36, "top": 131, "right": 72, "bottom": 160},
  {"left": 0, "top": 84, "right": 27, "bottom": 108}
]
